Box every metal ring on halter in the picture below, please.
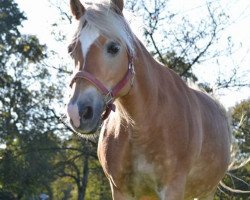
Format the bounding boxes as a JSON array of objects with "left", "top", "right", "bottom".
[
  {"left": 130, "top": 64, "right": 135, "bottom": 87},
  {"left": 104, "top": 91, "right": 114, "bottom": 105}
]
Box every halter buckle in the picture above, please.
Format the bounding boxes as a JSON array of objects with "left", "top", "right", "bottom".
[
  {"left": 104, "top": 91, "right": 114, "bottom": 105},
  {"left": 103, "top": 91, "right": 116, "bottom": 114}
]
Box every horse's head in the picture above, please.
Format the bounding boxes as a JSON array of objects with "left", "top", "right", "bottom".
[{"left": 67, "top": 0, "right": 135, "bottom": 134}]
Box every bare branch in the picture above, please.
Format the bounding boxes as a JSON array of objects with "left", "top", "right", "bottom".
[{"left": 219, "top": 181, "right": 250, "bottom": 194}]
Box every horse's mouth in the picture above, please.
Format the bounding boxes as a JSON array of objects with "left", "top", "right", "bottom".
[{"left": 70, "top": 117, "right": 103, "bottom": 135}]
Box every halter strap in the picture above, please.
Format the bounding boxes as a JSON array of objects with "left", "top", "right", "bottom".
[{"left": 70, "top": 61, "right": 135, "bottom": 120}]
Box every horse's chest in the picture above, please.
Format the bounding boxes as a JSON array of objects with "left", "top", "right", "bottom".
[
  {"left": 133, "top": 154, "right": 155, "bottom": 177},
  {"left": 129, "top": 154, "right": 159, "bottom": 197}
]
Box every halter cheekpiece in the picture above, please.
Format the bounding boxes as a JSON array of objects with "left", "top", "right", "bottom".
[{"left": 70, "top": 55, "right": 135, "bottom": 120}]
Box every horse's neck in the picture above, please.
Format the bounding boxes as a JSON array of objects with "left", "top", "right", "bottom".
[{"left": 118, "top": 40, "right": 166, "bottom": 126}]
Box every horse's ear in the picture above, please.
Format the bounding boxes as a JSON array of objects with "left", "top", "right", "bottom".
[
  {"left": 111, "top": 0, "right": 124, "bottom": 13},
  {"left": 70, "top": 0, "right": 85, "bottom": 20}
]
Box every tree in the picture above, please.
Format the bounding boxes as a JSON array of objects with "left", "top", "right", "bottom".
[
  {"left": 231, "top": 99, "right": 250, "bottom": 158},
  {"left": 126, "top": 0, "right": 250, "bottom": 92},
  {"left": 0, "top": 1, "right": 61, "bottom": 199},
  {"left": 50, "top": 137, "right": 111, "bottom": 200},
  {"left": 215, "top": 99, "right": 250, "bottom": 199}
]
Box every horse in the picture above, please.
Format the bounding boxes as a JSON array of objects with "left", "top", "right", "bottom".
[{"left": 66, "top": 0, "right": 231, "bottom": 199}]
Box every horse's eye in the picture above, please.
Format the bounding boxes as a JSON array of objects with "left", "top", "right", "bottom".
[{"left": 107, "top": 42, "right": 120, "bottom": 55}]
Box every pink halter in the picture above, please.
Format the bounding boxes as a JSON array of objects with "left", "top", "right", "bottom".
[{"left": 70, "top": 60, "right": 135, "bottom": 120}]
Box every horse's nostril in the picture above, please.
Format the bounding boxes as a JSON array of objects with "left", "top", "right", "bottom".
[{"left": 82, "top": 106, "right": 93, "bottom": 120}]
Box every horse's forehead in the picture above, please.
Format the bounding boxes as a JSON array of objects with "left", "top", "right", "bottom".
[{"left": 79, "top": 25, "right": 100, "bottom": 58}]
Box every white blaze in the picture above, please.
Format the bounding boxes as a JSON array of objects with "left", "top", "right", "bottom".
[
  {"left": 67, "top": 26, "right": 99, "bottom": 128},
  {"left": 80, "top": 25, "right": 99, "bottom": 58}
]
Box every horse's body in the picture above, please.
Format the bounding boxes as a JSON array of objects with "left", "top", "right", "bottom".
[
  {"left": 98, "top": 42, "right": 231, "bottom": 199},
  {"left": 67, "top": 1, "right": 231, "bottom": 199}
]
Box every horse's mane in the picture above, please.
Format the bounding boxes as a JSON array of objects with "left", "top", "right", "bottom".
[{"left": 70, "top": 1, "right": 136, "bottom": 57}]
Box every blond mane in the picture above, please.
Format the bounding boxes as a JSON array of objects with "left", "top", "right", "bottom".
[{"left": 70, "top": 2, "right": 136, "bottom": 57}]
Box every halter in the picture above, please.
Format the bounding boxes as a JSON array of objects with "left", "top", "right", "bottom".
[{"left": 70, "top": 56, "right": 135, "bottom": 120}]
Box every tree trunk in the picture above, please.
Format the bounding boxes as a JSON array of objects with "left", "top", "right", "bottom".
[{"left": 78, "top": 154, "right": 89, "bottom": 200}]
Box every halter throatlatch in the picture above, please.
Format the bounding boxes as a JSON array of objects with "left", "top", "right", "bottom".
[{"left": 70, "top": 59, "right": 135, "bottom": 120}]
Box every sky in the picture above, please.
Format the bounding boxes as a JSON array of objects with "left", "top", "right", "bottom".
[{"left": 16, "top": 0, "right": 250, "bottom": 108}]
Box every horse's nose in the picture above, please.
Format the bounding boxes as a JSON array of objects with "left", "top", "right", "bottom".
[
  {"left": 67, "top": 87, "right": 104, "bottom": 134},
  {"left": 79, "top": 104, "right": 94, "bottom": 122}
]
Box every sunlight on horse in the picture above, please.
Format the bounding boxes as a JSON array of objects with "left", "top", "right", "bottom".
[{"left": 66, "top": 0, "right": 231, "bottom": 199}]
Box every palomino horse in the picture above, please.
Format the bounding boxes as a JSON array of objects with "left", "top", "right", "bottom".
[{"left": 66, "top": 0, "right": 231, "bottom": 199}]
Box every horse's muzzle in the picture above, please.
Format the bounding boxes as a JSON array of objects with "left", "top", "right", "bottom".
[{"left": 67, "top": 90, "right": 104, "bottom": 135}]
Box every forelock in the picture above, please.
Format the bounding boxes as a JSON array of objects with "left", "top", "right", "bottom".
[{"left": 74, "top": 2, "right": 136, "bottom": 57}]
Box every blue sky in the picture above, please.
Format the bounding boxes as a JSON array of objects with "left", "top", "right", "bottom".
[{"left": 16, "top": 0, "right": 250, "bottom": 108}]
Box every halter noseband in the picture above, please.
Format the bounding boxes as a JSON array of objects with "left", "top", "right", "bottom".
[{"left": 70, "top": 57, "right": 135, "bottom": 120}]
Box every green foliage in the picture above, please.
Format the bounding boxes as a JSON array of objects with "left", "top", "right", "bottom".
[
  {"left": 0, "top": 1, "right": 46, "bottom": 66},
  {"left": 50, "top": 138, "right": 111, "bottom": 200},
  {"left": 85, "top": 159, "right": 111, "bottom": 200},
  {"left": 15, "top": 35, "right": 47, "bottom": 63},
  {"left": 0, "top": 0, "right": 26, "bottom": 43},
  {"left": 0, "top": 133, "right": 60, "bottom": 199},
  {"left": 160, "top": 51, "right": 198, "bottom": 82},
  {"left": 232, "top": 99, "right": 250, "bottom": 156},
  {"left": 215, "top": 99, "right": 250, "bottom": 199}
]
